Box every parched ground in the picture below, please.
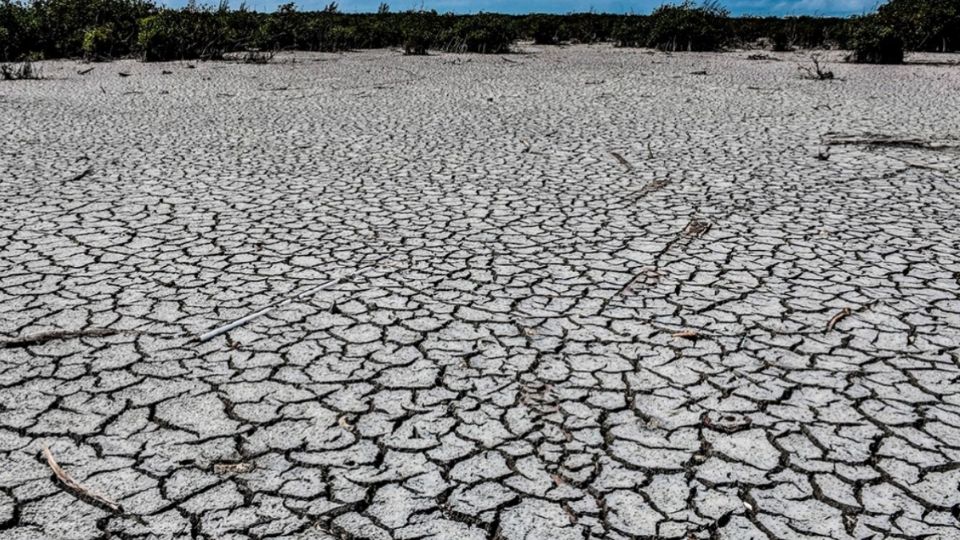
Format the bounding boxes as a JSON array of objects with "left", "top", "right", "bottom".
[{"left": 1, "top": 45, "right": 960, "bottom": 540}]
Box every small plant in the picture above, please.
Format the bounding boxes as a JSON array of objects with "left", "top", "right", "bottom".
[
  {"left": 798, "top": 54, "right": 834, "bottom": 80},
  {"left": 612, "top": 18, "right": 647, "bottom": 48},
  {"left": 1, "top": 61, "right": 41, "bottom": 80}
]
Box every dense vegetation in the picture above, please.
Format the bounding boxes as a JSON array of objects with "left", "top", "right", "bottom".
[{"left": 0, "top": 0, "right": 956, "bottom": 63}]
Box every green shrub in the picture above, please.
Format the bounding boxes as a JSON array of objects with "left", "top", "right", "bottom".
[
  {"left": 255, "top": 3, "right": 298, "bottom": 50},
  {"left": 646, "top": 1, "right": 729, "bottom": 52},
  {"left": 82, "top": 24, "right": 115, "bottom": 60},
  {"left": 28, "top": 0, "right": 154, "bottom": 59},
  {"left": 847, "top": 18, "right": 905, "bottom": 64},
  {"left": 877, "top": 0, "right": 959, "bottom": 52},
  {"left": 400, "top": 12, "right": 435, "bottom": 55},
  {"left": 3, "top": 0, "right": 955, "bottom": 62},
  {"left": 612, "top": 17, "right": 647, "bottom": 47},
  {"left": 137, "top": 10, "right": 232, "bottom": 61},
  {"left": 526, "top": 15, "right": 565, "bottom": 45},
  {"left": 326, "top": 24, "right": 356, "bottom": 50},
  {"left": 770, "top": 30, "right": 791, "bottom": 51},
  {"left": 440, "top": 13, "right": 516, "bottom": 54},
  {"left": 0, "top": 1, "right": 33, "bottom": 61}
]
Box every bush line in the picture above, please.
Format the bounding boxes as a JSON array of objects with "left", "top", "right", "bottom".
[{"left": 0, "top": 0, "right": 956, "bottom": 63}]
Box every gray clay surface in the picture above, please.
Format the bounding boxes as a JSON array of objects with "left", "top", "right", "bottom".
[{"left": 1, "top": 46, "right": 959, "bottom": 539}]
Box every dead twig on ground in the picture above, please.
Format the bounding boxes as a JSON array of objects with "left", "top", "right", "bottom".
[
  {"left": 43, "top": 446, "right": 123, "bottom": 513},
  {"left": 683, "top": 218, "right": 712, "bottom": 238},
  {"left": 609, "top": 151, "right": 632, "bottom": 171},
  {"left": 67, "top": 167, "right": 93, "bottom": 182},
  {"left": 2, "top": 328, "right": 119, "bottom": 349},
  {"left": 826, "top": 307, "right": 852, "bottom": 332},
  {"left": 823, "top": 133, "right": 960, "bottom": 151}
]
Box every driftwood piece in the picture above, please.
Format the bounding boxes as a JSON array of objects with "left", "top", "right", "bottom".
[
  {"left": 68, "top": 167, "right": 93, "bottom": 182},
  {"left": 43, "top": 446, "right": 123, "bottom": 513},
  {"left": 683, "top": 218, "right": 712, "bottom": 238},
  {"left": 823, "top": 133, "right": 959, "bottom": 150},
  {"left": 826, "top": 307, "right": 852, "bottom": 332},
  {"left": 1, "top": 328, "right": 119, "bottom": 349},
  {"left": 672, "top": 329, "right": 700, "bottom": 340},
  {"left": 609, "top": 151, "right": 632, "bottom": 171}
]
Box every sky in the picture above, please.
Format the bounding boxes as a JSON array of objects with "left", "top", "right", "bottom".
[{"left": 167, "top": 0, "right": 883, "bottom": 16}]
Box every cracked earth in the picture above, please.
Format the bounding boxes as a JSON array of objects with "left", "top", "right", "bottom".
[{"left": 2, "top": 45, "right": 960, "bottom": 539}]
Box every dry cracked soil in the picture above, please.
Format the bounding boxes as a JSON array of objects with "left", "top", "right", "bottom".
[{"left": 1, "top": 45, "right": 960, "bottom": 539}]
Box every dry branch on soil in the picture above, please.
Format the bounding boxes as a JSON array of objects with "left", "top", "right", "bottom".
[
  {"left": 68, "top": 167, "right": 93, "bottom": 182},
  {"left": 609, "top": 151, "right": 632, "bottom": 171},
  {"left": 1, "top": 328, "right": 120, "bottom": 349},
  {"left": 43, "top": 446, "right": 123, "bottom": 513},
  {"left": 823, "top": 133, "right": 960, "bottom": 150},
  {"left": 673, "top": 329, "right": 700, "bottom": 340},
  {"left": 683, "top": 218, "right": 712, "bottom": 237},
  {"left": 826, "top": 307, "right": 852, "bottom": 332}
]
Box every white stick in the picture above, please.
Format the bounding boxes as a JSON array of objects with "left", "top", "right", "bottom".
[{"left": 198, "top": 278, "right": 341, "bottom": 342}]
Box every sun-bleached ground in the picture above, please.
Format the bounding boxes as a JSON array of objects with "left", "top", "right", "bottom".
[{"left": 1, "top": 45, "right": 959, "bottom": 539}]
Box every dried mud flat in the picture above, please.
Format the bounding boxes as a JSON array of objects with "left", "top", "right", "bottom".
[{"left": 1, "top": 45, "right": 960, "bottom": 539}]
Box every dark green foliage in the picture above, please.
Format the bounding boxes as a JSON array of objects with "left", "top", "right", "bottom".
[
  {"left": 876, "top": 0, "right": 959, "bottom": 52},
  {"left": 137, "top": 8, "right": 236, "bottom": 61},
  {"left": 440, "top": 13, "right": 516, "bottom": 54},
  {"left": 82, "top": 24, "right": 115, "bottom": 60},
  {"left": 646, "top": 1, "right": 729, "bottom": 52},
  {"left": 0, "top": 1, "right": 32, "bottom": 60},
  {"left": 611, "top": 17, "right": 646, "bottom": 47},
  {"left": 400, "top": 11, "right": 436, "bottom": 55},
  {"left": 729, "top": 17, "right": 847, "bottom": 50},
  {"left": 28, "top": 0, "right": 154, "bottom": 59},
  {"left": 770, "top": 30, "right": 791, "bottom": 51},
  {"left": 525, "top": 15, "right": 566, "bottom": 45},
  {"left": 0, "top": 0, "right": 956, "bottom": 63},
  {"left": 846, "top": 17, "right": 904, "bottom": 64}
]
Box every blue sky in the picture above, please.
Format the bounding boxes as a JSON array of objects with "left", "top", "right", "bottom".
[{"left": 169, "top": 0, "right": 883, "bottom": 16}]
